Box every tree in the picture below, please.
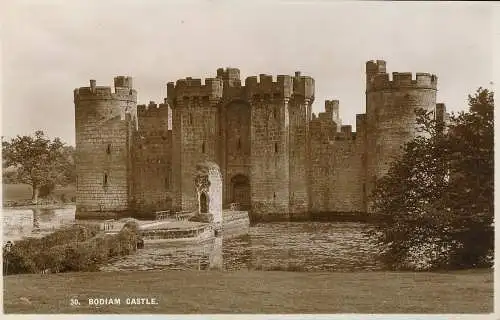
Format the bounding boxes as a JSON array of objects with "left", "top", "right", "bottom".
[
  {"left": 441, "top": 88, "right": 494, "bottom": 268},
  {"left": 368, "top": 88, "right": 494, "bottom": 270},
  {"left": 2, "top": 130, "right": 73, "bottom": 203}
]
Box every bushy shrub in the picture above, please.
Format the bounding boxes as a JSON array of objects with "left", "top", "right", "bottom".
[{"left": 4, "top": 223, "right": 139, "bottom": 275}]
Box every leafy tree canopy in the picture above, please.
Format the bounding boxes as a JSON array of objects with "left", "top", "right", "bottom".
[
  {"left": 369, "top": 88, "right": 494, "bottom": 270},
  {"left": 2, "top": 130, "right": 75, "bottom": 202}
]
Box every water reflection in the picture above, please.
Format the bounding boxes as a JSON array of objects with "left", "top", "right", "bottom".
[
  {"left": 208, "top": 235, "right": 223, "bottom": 270},
  {"left": 2, "top": 207, "right": 75, "bottom": 241},
  {"left": 102, "top": 222, "right": 381, "bottom": 272},
  {"left": 2, "top": 207, "right": 382, "bottom": 272},
  {"left": 100, "top": 236, "right": 226, "bottom": 272}
]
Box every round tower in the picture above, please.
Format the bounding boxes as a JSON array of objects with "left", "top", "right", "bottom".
[
  {"left": 74, "top": 76, "right": 137, "bottom": 219},
  {"left": 364, "top": 60, "right": 438, "bottom": 210}
]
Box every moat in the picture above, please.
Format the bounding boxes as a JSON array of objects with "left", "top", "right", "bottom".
[{"left": 2, "top": 206, "right": 382, "bottom": 272}]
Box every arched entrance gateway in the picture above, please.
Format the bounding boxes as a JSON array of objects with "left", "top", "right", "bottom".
[
  {"left": 231, "top": 174, "right": 250, "bottom": 210},
  {"left": 224, "top": 100, "right": 251, "bottom": 210},
  {"left": 199, "top": 192, "right": 208, "bottom": 213}
]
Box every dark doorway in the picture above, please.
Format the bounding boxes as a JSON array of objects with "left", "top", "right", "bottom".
[
  {"left": 200, "top": 192, "right": 208, "bottom": 213},
  {"left": 231, "top": 174, "right": 250, "bottom": 210},
  {"left": 165, "top": 196, "right": 173, "bottom": 209}
]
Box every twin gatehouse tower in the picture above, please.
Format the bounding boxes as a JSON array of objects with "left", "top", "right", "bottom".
[{"left": 74, "top": 60, "right": 447, "bottom": 221}]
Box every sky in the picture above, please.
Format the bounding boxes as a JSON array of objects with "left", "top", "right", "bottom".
[{"left": 1, "top": 1, "right": 495, "bottom": 146}]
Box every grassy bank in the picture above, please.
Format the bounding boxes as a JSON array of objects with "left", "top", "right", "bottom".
[
  {"left": 2, "top": 183, "right": 76, "bottom": 207},
  {"left": 3, "top": 269, "right": 493, "bottom": 314}
]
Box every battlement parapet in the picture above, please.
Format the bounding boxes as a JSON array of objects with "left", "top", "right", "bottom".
[
  {"left": 137, "top": 101, "right": 169, "bottom": 117},
  {"left": 167, "top": 77, "right": 223, "bottom": 102},
  {"left": 366, "top": 60, "right": 387, "bottom": 76},
  {"left": 292, "top": 71, "right": 315, "bottom": 101},
  {"left": 114, "top": 76, "right": 133, "bottom": 88},
  {"left": 217, "top": 67, "right": 241, "bottom": 83},
  {"left": 341, "top": 125, "right": 352, "bottom": 136},
  {"left": 325, "top": 100, "right": 340, "bottom": 114},
  {"left": 244, "top": 74, "right": 293, "bottom": 99},
  {"left": 166, "top": 69, "right": 315, "bottom": 103},
  {"left": 367, "top": 72, "right": 437, "bottom": 92},
  {"left": 74, "top": 78, "right": 137, "bottom": 102},
  {"left": 435, "top": 103, "right": 449, "bottom": 125},
  {"left": 356, "top": 113, "right": 366, "bottom": 133}
]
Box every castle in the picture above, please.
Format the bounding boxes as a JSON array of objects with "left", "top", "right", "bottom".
[{"left": 74, "top": 60, "right": 447, "bottom": 221}]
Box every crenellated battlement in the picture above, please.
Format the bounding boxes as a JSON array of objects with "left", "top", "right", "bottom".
[
  {"left": 325, "top": 100, "right": 339, "bottom": 114},
  {"left": 74, "top": 77, "right": 137, "bottom": 102},
  {"left": 137, "top": 101, "right": 169, "bottom": 117},
  {"left": 167, "top": 77, "right": 223, "bottom": 102},
  {"left": 367, "top": 71, "right": 437, "bottom": 92},
  {"left": 292, "top": 71, "right": 315, "bottom": 101},
  {"left": 166, "top": 69, "right": 315, "bottom": 104},
  {"left": 216, "top": 67, "right": 241, "bottom": 82},
  {"left": 244, "top": 74, "right": 294, "bottom": 99},
  {"left": 366, "top": 60, "right": 387, "bottom": 77}
]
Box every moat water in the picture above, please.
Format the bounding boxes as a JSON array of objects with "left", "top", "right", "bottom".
[{"left": 2, "top": 206, "right": 383, "bottom": 272}]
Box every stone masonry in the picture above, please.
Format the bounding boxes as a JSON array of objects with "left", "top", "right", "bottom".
[{"left": 74, "top": 60, "right": 448, "bottom": 221}]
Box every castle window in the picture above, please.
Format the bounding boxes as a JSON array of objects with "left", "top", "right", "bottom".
[
  {"left": 189, "top": 113, "right": 193, "bottom": 125},
  {"left": 202, "top": 142, "right": 206, "bottom": 153},
  {"left": 273, "top": 192, "right": 276, "bottom": 199},
  {"left": 273, "top": 109, "right": 277, "bottom": 119},
  {"left": 237, "top": 138, "right": 241, "bottom": 150},
  {"left": 103, "top": 173, "right": 108, "bottom": 187},
  {"left": 274, "top": 143, "right": 278, "bottom": 153},
  {"left": 106, "top": 144, "right": 111, "bottom": 154}
]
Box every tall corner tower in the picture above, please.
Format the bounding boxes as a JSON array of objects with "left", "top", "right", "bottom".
[
  {"left": 364, "top": 60, "right": 438, "bottom": 210},
  {"left": 74, "top": 76, "right": 137, "bottom": 219},
  {"left": 167, "top": 77, "right": 223, "bottom": 212},
  {"left": 289, "top": 71, "right": 315, "bottom": 218},
  {"left": 244, "top": 73, "right": 296, "bottom": 220}
]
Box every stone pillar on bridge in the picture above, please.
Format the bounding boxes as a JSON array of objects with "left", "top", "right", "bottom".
[{"left": 195, "top": 161, "right": 223, "bottom": 226}]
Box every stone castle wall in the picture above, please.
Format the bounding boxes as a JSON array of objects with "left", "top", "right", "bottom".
[
  {"left": 168, "top": 77, "right": 223, "bottom": 213},
  {"left": 221, "top": 100, "right": 252, "bottom": 208},
  {"left": 74, "top": 77, "right": 137, "bottom": 219},
  {"left": 132, "top": 101, "right": 172, "bottom": 217},
  {"left": 74, "top": 60, "right": 445, "bottom": 220},
  {"left": 248, "top": 94, "right": 290, "bottom": 220},
  {"left": 309, "top": 114, "right": 366, "bottom": 214},
  {"left": 288, "top": 96, "right": 311, "bottom": 219}
]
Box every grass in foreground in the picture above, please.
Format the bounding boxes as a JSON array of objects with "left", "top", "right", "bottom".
[{"left": 3, "top": 269, "right": 493, "bottom": 314}]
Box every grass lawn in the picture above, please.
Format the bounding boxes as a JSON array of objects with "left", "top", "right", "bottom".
[
  {"left": 3, "top": 269, "right": 493, "bottom": 314},
  {"left": 2, "top": 183, "right": 75, "bottom": 202},
  {"left": 2, "top": 184, "right": 34, "bottom": 201}
]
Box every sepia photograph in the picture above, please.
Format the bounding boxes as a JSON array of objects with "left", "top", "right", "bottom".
[{"left": 1, "top": 0, "right": 495, "bottom": 317}]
